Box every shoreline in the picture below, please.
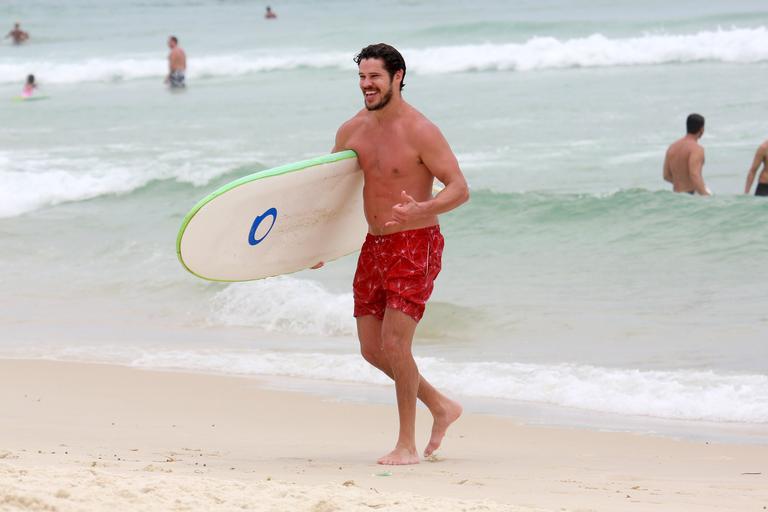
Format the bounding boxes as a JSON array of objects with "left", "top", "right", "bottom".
[
  {"left": 1, "top": 353, "right": 766, "bottom": 446},
  {"left": 1, "top": 358, "right": 766, "bottom": 511}
]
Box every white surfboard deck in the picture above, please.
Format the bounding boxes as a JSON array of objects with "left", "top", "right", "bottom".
[{"left": 177, "top": 151, "right": 366, "bottom": 282}]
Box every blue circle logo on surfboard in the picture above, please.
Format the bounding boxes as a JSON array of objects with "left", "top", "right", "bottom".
[{"left": 248, "top": 207, "right": 277, "bottom": 246}]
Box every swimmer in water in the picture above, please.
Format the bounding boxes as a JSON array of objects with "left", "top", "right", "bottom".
[
  {"left": 5, "top": 22, "right": 30, "bottom": 45},
  {"left": 164, "top": 36, "right": 187, "bottom": 89},
  {"left": 663, "top": 113, "right": 711, "bottom": 196}
]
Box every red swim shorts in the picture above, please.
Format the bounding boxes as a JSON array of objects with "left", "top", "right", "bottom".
[{"left": 353, "top": 225, "right": 444, "bottom": 323}]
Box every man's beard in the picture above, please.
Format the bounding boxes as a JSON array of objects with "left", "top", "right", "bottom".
[{"left": 364, "top": 87, "right": 393, "bottom": 111}]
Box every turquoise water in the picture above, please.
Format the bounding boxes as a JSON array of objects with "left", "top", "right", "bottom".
[{"left": 1, "top": 0, "right": 767, "bottom": 431}]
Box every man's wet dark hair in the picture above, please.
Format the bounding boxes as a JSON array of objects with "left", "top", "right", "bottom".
[
  {"left": 354, "top": 43, "right": 406, "bottom": 91},
  {"left": 170, "top": 35, "right": 178, "bottom": 44},
  {"left": 686, "top": 113, "right": 705, "bottom": 134}
]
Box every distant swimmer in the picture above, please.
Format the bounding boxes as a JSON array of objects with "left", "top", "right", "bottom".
[
  {"left": 743, "top": 140, "right": 768, "bottom": 196},
  {"left": 5, "top": 22, "right": 29, "bottom": 45},
  {"left": 164, "top": 35, "right": 187, "bottom": 89},
  {"left": 22, "top": 74, "right": 36, "bottom": 98},
  {"left": 265, "top": 6, "right": 277, "bottom": 19},
  {"left": 663, "top": 113, "right": 711, "bottom": 196}
]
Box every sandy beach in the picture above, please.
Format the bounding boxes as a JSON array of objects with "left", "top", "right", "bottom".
[
  {"left": 4, "top": 0, "right": 768, "bottom": 509},
  {"left": 0, "top": 359, "right": 764, "bottom": 511}
]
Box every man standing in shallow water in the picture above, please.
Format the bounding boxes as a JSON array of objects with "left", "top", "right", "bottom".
[
  {"left": 332, "top": 43, "right": 469, "bottom": 465},
  {"left": 663, "top": 113, "right": 711, "bottom": 196},
  {"left": 743, "top": 139, "right": 768, "bottom": 196},
  {"left": 5, "top": 22, "right": 29, "bottom": 45},
  {"left": 165, "top": 36, "right": 186, "bottom": 89}
]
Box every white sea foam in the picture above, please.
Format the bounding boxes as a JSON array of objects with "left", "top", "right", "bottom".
[
  {"left": 0, "top": 148, "right": 258, "bottom": 218},
  {"left": 0, "top": 52, "right": 351, "bottom": 84},
  {"left": 407, "top": 27, "right": 768, "bottom": 72},
  {"left": 208, "top": 277, "right": 355, "bottom": 337},
  {"left": 133, "top": 352, "right": 768, "bottom": 423},
  {"left": 2, "top": 27, "right": 768, "bottom": 84},
  {"left": 0, "top": 163, "right": 144, "bottom": 218},
  {"left": 43, "top": 346, "right": 768, "bottom": 424}
]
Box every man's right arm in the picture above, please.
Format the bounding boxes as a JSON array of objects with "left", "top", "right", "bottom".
[
  {"left": 688, "top": 146, "right": 709, "bottom": 196},
  {"left": 331, "top": 129, "right": 344, "bottom": 152},
  {"left": 744, "top": 144, "right": 766, "bottom": 194},
  {"left": 166, "top": 52, "right": 178, "bottom": 82},
  {"left": 312, "top": 119, "right": 355, "bottom": 270},
  {"left": 332, "top": 118, "right": 355, "bottom": 153},
  {"left": 662, "top": 149, "right": 673, "bottom": 184}
]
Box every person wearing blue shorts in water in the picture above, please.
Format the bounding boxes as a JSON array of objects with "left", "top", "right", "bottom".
[{"left": 164, "top": 36, "right": 186, "bottom": 89}]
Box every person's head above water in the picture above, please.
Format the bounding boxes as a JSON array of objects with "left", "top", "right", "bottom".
[
  {"left": 168, "top": 35, "right": 178, "bottom": 48},
  {"left": 686, "top": 113, "right": 705, "bottom": 136},
  {"left": 354, "top": 43, "right": 406, "bottom": 92},
  {"left": 26, "top": 74, "right": 34, "bottom": 85}
]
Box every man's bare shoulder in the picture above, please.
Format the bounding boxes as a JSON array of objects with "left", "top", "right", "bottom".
[
  {"left": 334, "top": 110, "right": 369, "bottom": 149},
  {"left": 667, "top": 136, "right": 685, "bottom": 151},
  {"left": 338, "top": 110, "right": 368, "bottom": 133},
  {"left": 669, "top": 137, "right": 702, "bottom": 155},
  {"left": 402, "top": 106, "right": 443, "bottom": 145}
]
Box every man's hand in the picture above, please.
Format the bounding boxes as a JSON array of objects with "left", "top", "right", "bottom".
[{"left": 385, "top": 190, "right": 423, "bottom": 227}]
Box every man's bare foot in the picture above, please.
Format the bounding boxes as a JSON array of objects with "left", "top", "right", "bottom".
[
  {"left": 377, "top": 446, "right": 419, "bottom": 465},
  {"left": 424, "top": 399, "right": 463, "bottom": 457}
]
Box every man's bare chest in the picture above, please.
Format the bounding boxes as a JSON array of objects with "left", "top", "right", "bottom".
[{"left": 351, "top": 136, "right": 422, "bottom": 179}]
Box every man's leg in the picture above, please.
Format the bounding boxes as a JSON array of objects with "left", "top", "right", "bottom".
[
  {"left": 379, "top": 308, "right": 420, "bottom": 464},
  {"left": 356, "top": 311, "right": 462, "bottom": 463}
]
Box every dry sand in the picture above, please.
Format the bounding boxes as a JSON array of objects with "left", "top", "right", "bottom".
[{"left": 0, "top": 359, "right": 766, "bottom": 511}]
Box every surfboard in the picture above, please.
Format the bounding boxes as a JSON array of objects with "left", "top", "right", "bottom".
[
  {"left": 177, "top": 150, "right": 366, "bottom": 282},
  {"left": 13, "top": 95, "right": 50, "bottom": 102}
]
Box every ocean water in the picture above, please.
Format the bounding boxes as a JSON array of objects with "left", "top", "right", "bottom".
[{"left": 2, "top": 0, "right": 767, "bottom": 437}]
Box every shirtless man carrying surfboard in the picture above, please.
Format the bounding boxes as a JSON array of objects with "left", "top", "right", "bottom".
[{"left": 332, "top": 43, "right": 470, "bottom": 465}]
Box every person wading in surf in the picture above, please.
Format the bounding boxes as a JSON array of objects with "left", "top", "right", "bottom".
[
  {"left": 663, "top": 113, "right": 711, "bottom": 196},
  {"left": 5, "top": 22, "right": 30, "bottom": 45},
  {"left": 320, "top": 43, "right": 469, "bottom": 465},
  {"left": 164, "top": 35, "right": 187, "bottom": 89},
  {"left": 743, "top": 139, "right": 768, "bottom": 196}
]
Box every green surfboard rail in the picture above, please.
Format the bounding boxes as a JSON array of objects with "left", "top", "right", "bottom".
[{"left": 176, "top": 150, "right": 358, "bottom": 281}]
